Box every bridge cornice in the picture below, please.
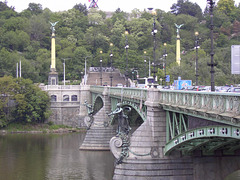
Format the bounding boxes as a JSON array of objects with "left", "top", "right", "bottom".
[{"left": 89, "top": 86, "right": 240, "bottom": 127}]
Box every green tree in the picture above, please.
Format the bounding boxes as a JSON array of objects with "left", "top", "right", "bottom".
[
  {"left": 217, "top": 0, "right": 236, "bottom": 16},
  {"left": 171, "top": 0, "right": 203, "bottom": 20},
  {"left": 14, "top": 78, "right": 50, "bottom": 123},
  {"left": 73, "top": 3, "right": 88, "bottom": 16},
  {"left": 30, "top": 14, "right": 50, "bottom": 49},
  {"left": 27, "top": 3, "right": 43, "bottom": 15},
  {"left": 111, "top": 8, "right": 128, "bottom": 25},
  {"left": 127, "top": 17, "right": 153, "bottom": 51},
  {"left": 0, "top": 76, "right": 17, "bottom": 127},
  {"left": 2, "top": 16, "right": 29, "bottom": 32}
]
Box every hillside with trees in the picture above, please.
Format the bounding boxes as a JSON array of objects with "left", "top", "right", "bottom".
[{"left": 1, "top": 0, "right": 240, "bottom": 85}]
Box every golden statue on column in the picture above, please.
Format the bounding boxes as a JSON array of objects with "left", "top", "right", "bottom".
[
  {"left": 50, "top": 21, "right": 58, "bottom": 71},
  {"left": 175, "top": 23, "right": 184, "bottom": 66},
  {"left": 48, "top": 21, "right": 59, "bottom": 85}
]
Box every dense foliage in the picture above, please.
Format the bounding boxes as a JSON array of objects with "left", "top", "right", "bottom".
[
  {"left": 1, "top": 0, "right": 240, "bottom": 85},
  {"left": 0, "top": 76, "right": 51, "bottom": 127}
]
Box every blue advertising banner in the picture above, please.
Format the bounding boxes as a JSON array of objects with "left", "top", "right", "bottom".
[
  {"left": 166, "top": 75, "right": 170, "bottom": 82},
  {"left": 174, "top": 80, "right": 192, "bottom": 90}
]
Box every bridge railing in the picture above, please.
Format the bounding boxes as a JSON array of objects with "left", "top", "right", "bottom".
[
  {"left": 109, "top": 87, "right": 147, "bottom": 101},
  {"left": 89, "top": 86, "right": 240, "bottom": 125},
  {"left": 159, "top": 90, "right": 240, "bottom": 124},
  {"left": 44, "top": 85, "right": 81, "bottom": 90},
  {"left": 90, "top": 86, "right": 148, "bottom": 101}
]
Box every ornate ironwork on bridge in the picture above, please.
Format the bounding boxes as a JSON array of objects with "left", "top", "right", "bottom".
[
  {"left": 159, "top": 90, "right": 240, "bottom": 156},
  {"left": 88, "top": 86, "right": 240, "bottom": 179},
  {"left": 159, "top": 90, "right": 240, "bottom": 126},
  {"left": 90, "top": 86, "right": 148, "bottom": 122}
]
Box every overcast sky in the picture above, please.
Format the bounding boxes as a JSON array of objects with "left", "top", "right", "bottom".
[{"left": 5, "top": 0, "right": 240, "bottom": 13}]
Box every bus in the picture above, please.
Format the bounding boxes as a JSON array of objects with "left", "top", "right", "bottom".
[{"left": 137, "top": 77, "right": 155, "bottom": 88}]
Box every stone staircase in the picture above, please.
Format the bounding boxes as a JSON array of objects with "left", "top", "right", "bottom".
[
  {"left": 79, "top": 98, "right": 116, "bottom": 151},
  {"left": 86, "top": 70, "right": 126, "bottom": 86}
]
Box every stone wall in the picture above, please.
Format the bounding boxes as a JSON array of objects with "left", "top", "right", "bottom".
[{"left": 42, "top": 85, "right": 91, "bottom": 127}]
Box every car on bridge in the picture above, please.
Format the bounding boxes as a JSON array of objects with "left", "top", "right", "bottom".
[
  {"left": 181, "top": 86, "right": 195, "bottom": 91},
  {"left": 216, "top": 86, "right": 230, "bottom": 92},
  {"left": 227, "top": 87, "right": 240, "bottom": 93},
  {"left": 116, "top": 83, "right": 123, "bottom": 88}
]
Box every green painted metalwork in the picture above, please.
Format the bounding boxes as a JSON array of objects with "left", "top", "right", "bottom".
[
  {"left": 90, "top": 86, "right": 147, "bottom": 122},
  {"left": 166, "top": 111, "right": 188, "bottom": 141},
  {"left": 160, "top": 90, "right": 240, "bottom": 127},
  {"left": 164, "top": 125, "right": 240, "bottom": 155},
  {"left": 89, "top": 86, "right": 240, "bottom": 156}
]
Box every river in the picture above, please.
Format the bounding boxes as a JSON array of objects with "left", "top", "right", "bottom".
[
  {"left": 0, "top": 133, "right": 114, "bottom": 180},
  {"left": 0, "top": 132, "right": 239, "bottom": 180}
]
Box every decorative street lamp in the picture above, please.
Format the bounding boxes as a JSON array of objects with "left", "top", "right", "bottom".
[
  {"left": 207, "top": 0, "right": 217, "bottom": 92},
  {"left": 84, "top": 56, "right": 92, "bottom": 85},
  {"left": 63, "top": 60, "right": 65, "bottom": 86},
  {"left": 150, "top": 9, "right": 158, "bottom": 85},
  {"left": 125, "top": 31, "right": 129, "bottom": 87},
  {"left": 144, "top": 51, "right": 151, "bottom": 78},
  {"left": 61, "top": 58, "right": 70, "bottom": 86},
  {"left": 195, "top": 31, "right": 200, "bottom": 86},
  {"left": 100, "top": 50, "right": 103, "bottom": 86},
  {"left": 110, "top": 43, "right": 113, "bottom": 87},
  {"left": 144, "top": 59, "right": 147, "bottom": 78},
  {"left": 163, "top": 43, "right": 167, "bottom": 87}
]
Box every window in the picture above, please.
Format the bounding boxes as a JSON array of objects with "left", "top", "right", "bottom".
[
  {"left": 51, "top": 78, "right": 56, "bottom": 85},
  {"left": 63, "top": 95, "right": 69, "bottom": 101},
  {"left": 71, "top": 95, "right": 78, "bottom": 101},
  {"left": 51, "top": 95, "right": 57, "bottom": 102}
]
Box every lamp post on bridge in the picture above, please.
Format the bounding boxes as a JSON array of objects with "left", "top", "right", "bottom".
[
  {"left": 61, "top": 58, "right": 70, "bottom": 86},
  {"left": 100, "top": 50, "right": 103, "bottom": 86},
  {"left": 207, "top": 0, "right": 217, "bottom": 92},
  {"left": 84, "top": 56, "right": 92, "bottom": 85},
  {"left": 125, "top": 30, "right": 129, "bottom": 87},
  {"left": 149, "top": 8, "right": 158, "bottom": 85},
  {"left": 143, "top": 51, "right": 151, "bottom": 78},
  {"left": 110, "top": 43, "right": 113, "bottom": 87},
  {"left": 163, "top": 43, "right": 167, "bottom": 87},
  {"left": 195, "top": 32, "right": 200, "bottom": 86}
]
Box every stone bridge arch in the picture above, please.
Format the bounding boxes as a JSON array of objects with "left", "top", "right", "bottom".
[
  {"left": 109, "top": 102, "right": 145, "bottom": 133},
  {"left": 91, "top": 94, "right": 104, "bottom": 115}
]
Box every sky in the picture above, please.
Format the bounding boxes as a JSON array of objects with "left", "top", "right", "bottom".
[{"left": 5, "top": 0, "right": 240, "bottom": 13}]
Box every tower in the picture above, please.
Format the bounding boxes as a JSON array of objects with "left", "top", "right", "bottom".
[
  {"left": 48, "top": 21, "right": 59, "bottom": 85},
  {"left": 89, "top": 0, "right": 98, "bottom": 8}
]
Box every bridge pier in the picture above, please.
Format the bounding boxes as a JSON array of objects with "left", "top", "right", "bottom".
[
  {"left": 79, "top": 86, "right": 116, "bottom": 150},
  {"left": 79, "top": 85, "right": 91, "bottom": 118},
  {"left": 85, "top": 86, "right": 240, "bottom": 179},
  {"left": 112, "top": 88, "right": 194, "bottom": 179}
]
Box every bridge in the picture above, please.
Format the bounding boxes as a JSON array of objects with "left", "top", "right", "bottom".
[{"left": 79, "top": 85, "right": 240, "bottom": 180}]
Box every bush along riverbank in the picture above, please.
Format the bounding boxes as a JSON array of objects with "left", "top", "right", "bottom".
[{"left": 0, "top": 123, "right": 86, "bottom": 134}]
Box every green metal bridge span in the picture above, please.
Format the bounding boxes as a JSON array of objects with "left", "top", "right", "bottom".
[
  {"left": 90, "top": 86, "right": 240, "bottom": 155},
  {"left": 86, "top": 86, "right": 240, "bottom": 179}
]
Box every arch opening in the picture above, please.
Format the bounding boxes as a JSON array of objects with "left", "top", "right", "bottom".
[
  {"left": 110, "top": 104, "right": 144, "bottom": 135},
  {"left": 224, "top": 170, "right": 240, "bottom": 180}
]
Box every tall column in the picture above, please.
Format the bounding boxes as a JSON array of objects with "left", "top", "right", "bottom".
[
  {"left": 51, "top": 32, "right": 56, "bottom": 71},
  {"left": 176, "top": 34, "right": 181, "bottom": 65},
  {"left": 48, "top": 21, "right": 59, "bottom": 85},
  {"left": 175, "top": 24, "right": 184, "bottom": 66}
]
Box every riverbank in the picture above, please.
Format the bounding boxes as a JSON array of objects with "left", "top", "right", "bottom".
[{"left": 0, "top": 123, "right": 86, "bottom": 134}]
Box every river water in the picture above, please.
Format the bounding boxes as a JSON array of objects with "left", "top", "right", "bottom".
[
  {"left": 0, "top": 133, "right": 114, "bottom": 180},
  {"left": 0, "top": 132, "right": 239, "bottom": 180}
]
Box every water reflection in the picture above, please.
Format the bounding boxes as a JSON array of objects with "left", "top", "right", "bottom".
[{"left": 0, "top": 133, "right": 114, "bottom": 180}]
